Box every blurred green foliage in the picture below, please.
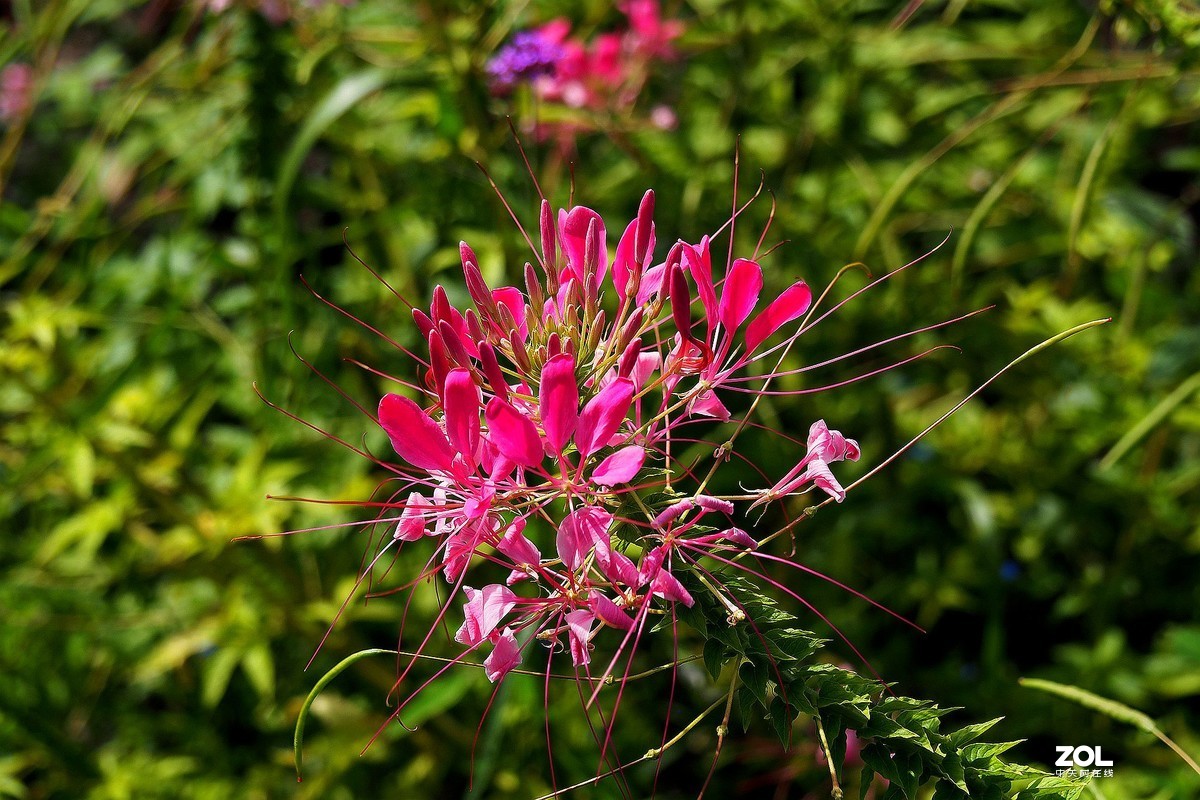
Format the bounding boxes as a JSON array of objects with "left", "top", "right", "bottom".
[{"left": 2, "top": 0, "right": 1199, "bottom": 797}]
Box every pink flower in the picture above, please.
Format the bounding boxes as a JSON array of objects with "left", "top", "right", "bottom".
[{"left": 0, "top": 64, "right": 34, "bottom": 122}]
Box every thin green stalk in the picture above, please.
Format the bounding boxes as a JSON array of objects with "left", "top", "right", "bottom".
[
  {"left": 1099, "top": 370, "right": 1200, "bottom": 471},
  {"left": 1020, "top": 677, "right": 1200, "bottom": 778}
]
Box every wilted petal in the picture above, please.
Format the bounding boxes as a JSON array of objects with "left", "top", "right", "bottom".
[
  {"left": 807, "top": 419, "right": 860, "bottom": 463},
  {"left": 557, "top": 506, "right": 613, "bottom": 571},
  {"left": 539, "top": 353, "right": 579, "bottom": 452},
  {"left": 695, "top": 495, "right": 735, "bottom": 515},
  {"left": 806, "top": 458, "right": 848, "bottom": 503},
  {"left": 652, "top": 499, "right": 694, "bottom": 529},
  {"left": 484, "top": 627, "right": 521, "bottom": 683},
  {"left": 443, "top": 369, "right": 481, "bottom": 468},
  {"left": 588, "top": 593, "right": 634, "bottom": 631},
  {"left": 636, "top": 546, "right": 665, "bottom": 588},
  {"left": 591, "top": 445, "right": 645, "bottom": 486},
  {"left": 378, "top": 393, "right": 455, "bottom": 472},
  {"left": 594, "top": 541, "right": 639, "bottom": 586},
  {"left": 721, "top": 528, "right": 758, "bottom": 550},
  {"left": 651, "top": 567, "right": 695, "bottom": 607},
  {"left": 455, "top": 584, "right": 518, "bottom": 647},
  {"left": 576, "top": 377, "right": 635, "bottom": 457},
  {"left": 745, "top": 280, "right": 813, "bottom": 353},
  {"left": 485, "top": 398, "right": 544, "bottom": 468},
  {"left": 394, "top": 492, "right": 430, "bottom": 541},
  {"left": 719, "top": 258, "right": 763, "bottom": 332},
  {"left": 565, "top": 609, "right": 595, "bottom": 667}
]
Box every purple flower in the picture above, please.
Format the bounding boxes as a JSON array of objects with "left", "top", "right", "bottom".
[{"left": 486, "top": 31, "right": 563, "bottom": 92}]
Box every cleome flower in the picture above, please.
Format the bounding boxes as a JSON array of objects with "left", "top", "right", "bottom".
[{"left": 365, "top": 187, "right": 864, "bottom": 695}]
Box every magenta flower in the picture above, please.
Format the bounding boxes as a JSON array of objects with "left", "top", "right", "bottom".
[
  {"left": 487, "top": 1, "right": 685, "bottom": 148},
  {"left": 274, "top": 168, "right": 1017, "bottom": 796}
]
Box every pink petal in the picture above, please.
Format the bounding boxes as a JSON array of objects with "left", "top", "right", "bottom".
[
  {"left": 492, "top": 287, "right": 528, "bottom": 342},
  {"left": 455, "top": 584, "right": 518, "bottom": 647},
  {"left": 695, "top": 495, "right": 735, "bottom": 514},
  {"left": 651, "top": 567, "right": 695, "bottom": 607},
  {"left": 590, "top": 445, "right": 645, "bottom": 486},
  {"left": 556, "top": 506, "right": 613, "bottom": 571},
  {"left": 494, "top": 515, "right": 542, "bottom": 585},
  {"left": 560, "top": 206, "right": 608, "bottom": 285},
  {"left": 721, "top": 528, "right": 757, "bottom": 550},
  {"left": 806, "top": 458, "right": 848, "bottom": 503},
  {"left": 576, "top": 377, "right": 635, "bottom": 457},
  {"left": 539, "top": 353, "right": 579, "bottom": 452},
  {"left": 688, "top": 388, "right": 730, "bottom": 420},
  {"left": 443, "top": 368, "right": 480, "bottom": 468},
  {"left": 807, "top": 419, "right": 860, "bottom": 463},
  {"left": 632, "top": 352, "right": 661, "bottom": 389},
  {"left": 442, "top": 517, "right": 495, "bottom": 582},
  {"left": 719, "top": 258, "right": 763, "bottom": 332},
  {"left": 565, "top": 609, "right": 595, "bottom": 667},
  {"left": 683, "top": 238, "right": 716, "bottom": 320},
  {"left": 635, "top": 262, "right": 667, "bottom": 306},
  {"left": 378, "top": 393, "right": 454, "bottom": 472},
  {"left": 484, "top": 627, "right": 521, "bottom": 683},
  {"left": 745, "top": 280, "right": 813, "bottom": 353},
  {"left": 594, "top": 540, "right": 639, "bottom": 586},
  {"left": 394, "top": 491, "right": 430, "bottom": 542},
  {"left": 485, "top": 398, "right": 544, "bottom": 468},
  {"left": 612, "top": 218, "right": 638, "bottom": 304},
  {"left": 588, "top": 593, "right": 634, "bottom": 631}
]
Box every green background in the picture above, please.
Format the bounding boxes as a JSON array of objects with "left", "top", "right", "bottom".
[{"left": 2, "top": 0, "right": 1198, "bottom": 797}]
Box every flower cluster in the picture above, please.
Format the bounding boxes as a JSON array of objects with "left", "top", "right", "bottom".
[
  {"left": 370, "top": 190, "right": 861, "bottom": 692},
  {"left": 487, "top": 1, "right": 684, "bottom": 137}
]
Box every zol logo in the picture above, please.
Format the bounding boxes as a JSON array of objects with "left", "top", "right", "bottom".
[
  {"left": 1055, "top": 745, "right": 1114, "bottom": 767},
  {"left": 1055, "top": 745, "right": 1115, "bottom": 777}
]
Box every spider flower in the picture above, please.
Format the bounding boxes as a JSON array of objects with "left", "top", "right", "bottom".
[{"left": 356, "top": 187, "right": 872, "bottom": 699}]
